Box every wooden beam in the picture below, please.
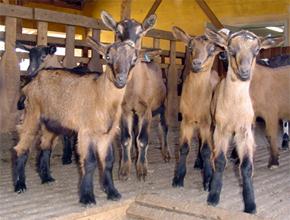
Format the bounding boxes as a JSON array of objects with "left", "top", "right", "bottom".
[
  {"left": 121, "top": 0, "right": 132, "bottom": 20},
  {"left": 0, "top": 3, "right": 33, "bottom": 19},
  {"left": 37, "top": 21, "right": 48, "bottom": 45},
  {"left": 34, "top": 8, "right": 107, "bottom": 30},
  {"left": 63, "top": 25, "right": 76, "bottom": 68},
  {"left": 288, "top": 6, "right": 290, "bottom": 46},
  {"left": 143, "top": 0, "right": 162, "bottom": 22},
  {"left": 167, "top": 40, "right": 179, "bottom": 127},
  {"left": 0, "top": 16, "right": 20, "bottom": 132},
  {"left": 88, "top": 29, "right": 103, "bottom": 72},
  {"left": 195, "top": 0, "right": 224, "bottom": 29}
]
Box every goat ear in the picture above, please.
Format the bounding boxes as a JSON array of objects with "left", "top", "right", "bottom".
[
  {"left": 101, "top": 11, "right": 117, "bottom": 31},
  {"left": 260, "top": 36, "right": 284, "bottom": 50},
  {"left": 214, "top": 45, "right": 225, "bottom": 53},
  {"left": 47, "top": 45, "right": 57, "bottom": 55},
  {"left": 205, "top": 28, "right": 228, "bottom": 49},
  {"left": 172, "top": 26, "right": 192, "bottom": 45},
  {"left": 16, "top": 42, "right": 33, "bottom": 51},
  {"left": 138, "top": 48, "right": 162, "bottom": 60},
  {"left": 142, "top": 14, "right": 157, "bottom": 34},
  {"left": 86, "top": 36, "right": 107, "bottom": 56}
]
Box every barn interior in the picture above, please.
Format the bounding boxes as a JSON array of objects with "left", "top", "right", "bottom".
[{"left": 0, "top": 0, "right": 290, "bottom": 219}]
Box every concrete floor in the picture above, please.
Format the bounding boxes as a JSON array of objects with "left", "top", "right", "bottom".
[{"left": 0, "top": 121, "right": 290, "bottom": 220}]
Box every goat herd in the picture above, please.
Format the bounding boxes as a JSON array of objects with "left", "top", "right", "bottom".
[{"left": 12, "top": 11, "right": 288, "bottom": 215}]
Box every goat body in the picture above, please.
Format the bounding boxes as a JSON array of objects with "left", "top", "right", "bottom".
[
  {"left": 172, "top": 61, "right": 219, "bottom": 189},
  {"left": 119, "top": 60, "right": 169, "bottom": 181},
  {"left": 19, "top": 70, "right": 123, "bottom": 154},
  {"left": 250, "top": 64, "right": 290, "bottom": 167},
  {"left": 14, "top": 69, "right": 124, "bottom": 204}
]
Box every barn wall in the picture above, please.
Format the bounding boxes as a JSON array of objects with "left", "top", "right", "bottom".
[
  {"left": 1, "top": 0, "right": 288, "bottom": 49},
  {"left": 22, "top": 1, "right": 289, "bottom": 33}
]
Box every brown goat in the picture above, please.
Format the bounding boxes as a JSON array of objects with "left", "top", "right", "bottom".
[
  {"left": 206, "top": 29, "right": 282, "bottom": 214},
  {"left": 101, "top": 11, "right": 170, "bottom": 181},
  {"left": 13, "top": 38, "right": 156, "bottom": 205},
  {"left": 192, "top": 33, "right": 288, "bottom": 169},
  {"left": 16, "top": 44, "right": 86, "bottom": 165},
  {"left": 170, "top": 26, "right": 221, "bottom": 190},
  {"left": 251, "top": 64, "right": 290, "bottom": 168}
]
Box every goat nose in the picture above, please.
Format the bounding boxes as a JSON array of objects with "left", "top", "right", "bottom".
[
  {"left": 240, "top": 68, "right": 249, "bottom": 75},
  {"left": 192, "top": 59, "right": 202, "bottom": 66},
  {"left": 117, "top": 74, "right": 127, "bottom": 82}
]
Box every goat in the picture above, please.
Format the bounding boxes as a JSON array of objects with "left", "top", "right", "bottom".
[
  {"left": 218, "top": 50, "right": 290, "bottom": 168},
  {"left": 101, "top": 11, "right": 170, "bottom": 181},
  {"left": 170, "top": 26, "right": 221, "bottom": 190},
  {"left": 17, "top": 44, "right": 93, "bottom": 165},
  {"left": 205, "top": 29, "right": 282, "bottom": 213},
  {"left": 13, "top": 38, "right": 157, "bottom": 204},
  {"left": 250, "top": 63, "right": 290, "bottom": 168}
]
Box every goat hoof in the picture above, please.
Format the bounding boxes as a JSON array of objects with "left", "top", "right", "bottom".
[
  {"left": 79, "top": 193, "right": 96, "bottom": 205},
  {"left": 244, "top": 203, "right": 257, "bottom": 214},
  {"left": 119, "top": 164, "right": 130, "bottom": 181},
  {"left": 207, "top": 192, "right": 220, "bottom": 206},
  {"left": 161, "top": 149, "right": 171, "bottom": 163},
  {"left": 62, "top": 159, "right": 72, "bottom": 165},
  {"left": 172, "top": 176, "right": 184, "bottom": 187},
  {"left": 269, "top": 164, "right": 279, "bottom": 170},
  {"left": 107, "top": 189, "right": 121, "bottom": 201},
  {"left": 136, "top": 164, "right": 147, "bottom": 181},
  {"left": 14, "top": 181, "right": 27, "bottom": 193},
  {"left": 268, "top": 157, "right": 279, "bottom": 169},
  {"left": 194, "top": 158, "right": 203, "bottom": 170},
  {"left": 41, "top": 175, "right": 55, "bottom": 184},
  {"left": 281, "top": 139, "right": 289, "bottom": 150}
]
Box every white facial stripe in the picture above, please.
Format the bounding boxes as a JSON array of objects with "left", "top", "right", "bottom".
[
  {"left": 117, "top": 25, "right": 123, "bottom": 34},
  {"left": 135, "top": 26, "right": 142, "bottom": 34}
]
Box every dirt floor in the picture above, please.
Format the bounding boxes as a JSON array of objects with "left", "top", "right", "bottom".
[{"left": 0, "top": 120, "right": 290, "bottom": 220}]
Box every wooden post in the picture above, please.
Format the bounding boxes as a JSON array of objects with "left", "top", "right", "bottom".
[
  {"left": 167, "top": 40, "right": 178, "bottom": 127},
  {"left": 88, "top": 29, "right": 103, "bottom": 72},
  {"left": 0, "top": 17, "right": 20, "bottom": 132},
  {"left": 288, "top": 6, "right": 290, "bottom": 46},
  {"left": 63, "top": 25, "right": 76, "bottom": 68},
  {"left": 153, "top": 38, "right": 160, "bottom": 48},
  {"left": 195, "top": 0, "right": 224, "bottom": 29},
  {"left": 153, "top": 38, "right": 161, "bottom": 63},
  {"left": 121, "top": 0, "right": 131, "bottom": 20},
  {"left": 143, "top": 0, "right": 162, "bottom": 22},
  {"left": 37, "top": 21, "right": 48, "bottom": 45}
]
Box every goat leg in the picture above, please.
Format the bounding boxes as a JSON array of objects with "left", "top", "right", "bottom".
[
  {"left": 79, "top": 144, "right": 97, "bottom": 205},
  {"left": 102, "top": 144, "right": 121, "bottom": 200}
]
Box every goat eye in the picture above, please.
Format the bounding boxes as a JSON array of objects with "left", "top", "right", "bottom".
[
  {"left": 253, "top": 48, "right": 260, "bottom": 56},
  {"left": 106, "top": 55, "right": 110, "bottom": 61},
  {"left": 208, "top": 45, "right": 215, "bottom": 55},
  {"left": 41, "top": 55, "right": 46, "bottom": 60}
]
